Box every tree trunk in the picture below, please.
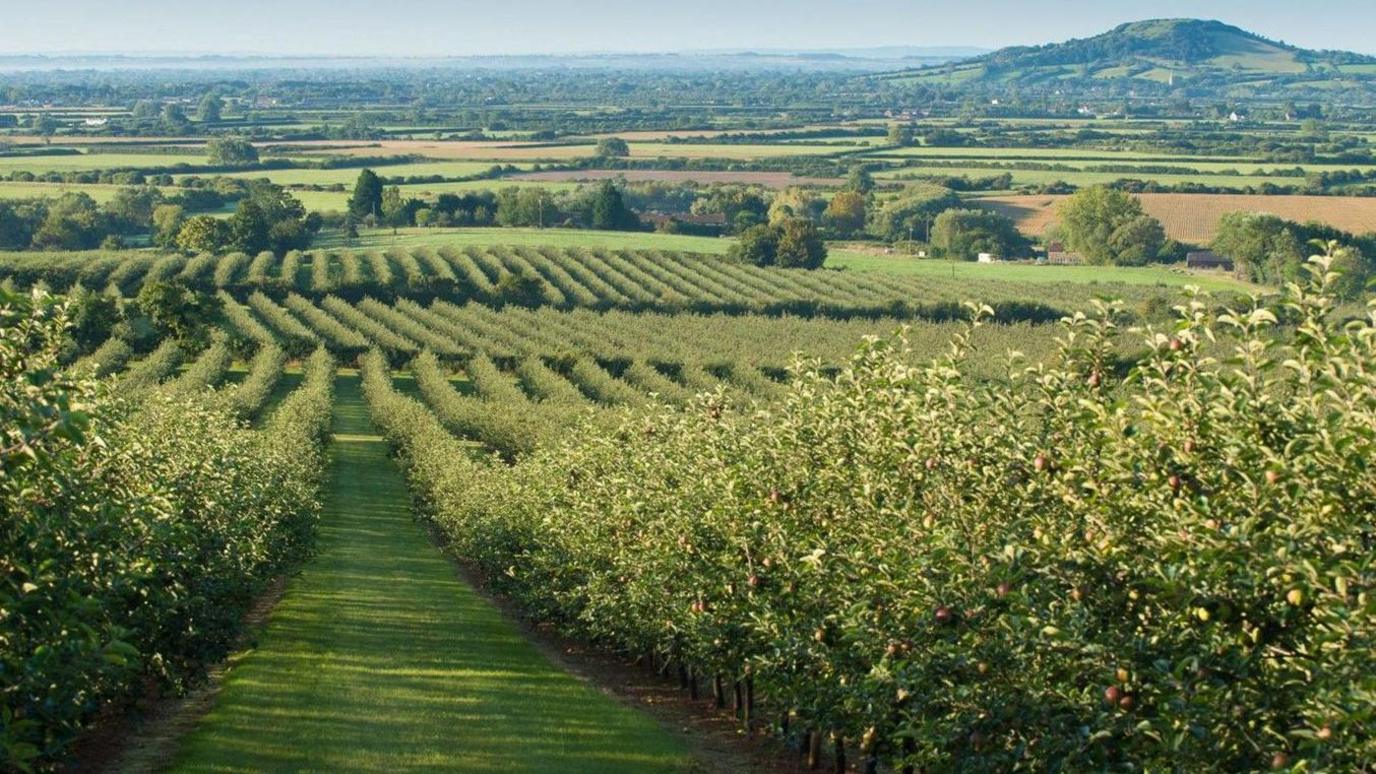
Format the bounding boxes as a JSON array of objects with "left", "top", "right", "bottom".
[
  {"left": 713, "top": 674, "right": 725, "bottom": 709},
  {"left": 807, "top": 729, "right": 822, "bottom": 770},
  {"left": 833, "top": 734, "right": 846, "bottom": 774}
]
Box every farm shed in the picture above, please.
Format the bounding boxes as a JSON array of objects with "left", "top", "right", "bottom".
[
  {"left": 1044, "top": 242, "right": 1083, "bottom": 265},
  {"left": 1186, "top": 250, "right": 1235, "bottom": 271}
]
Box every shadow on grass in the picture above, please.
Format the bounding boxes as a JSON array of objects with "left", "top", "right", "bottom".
[{"left": 169, "top": 372, "right": 690, "bottom": 773}]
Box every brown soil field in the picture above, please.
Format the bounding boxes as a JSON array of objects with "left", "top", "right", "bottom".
[
  {"left": 511, "top": 169, "right": 842, "bottom": 188},
  {"left": 980, "top": 193, "right": 1376, "bottom": 244}
]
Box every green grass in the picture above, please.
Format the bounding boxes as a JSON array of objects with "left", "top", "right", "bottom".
[
  {"left": 0, "top": 180, "right": 166, "bottom": 203},
  {"left": 168, "top": 371, "right": 691, "bottom": 773},
  {"left": 826, "top": 250, "right": 1258, "bottom": 292},
  {"left": 0, "top": 151, "right": 207, "bottom": 174}
]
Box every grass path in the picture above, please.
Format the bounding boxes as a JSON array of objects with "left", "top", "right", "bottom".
[{"left": 168, "top": 371, "right": 691, "bottom": 772}]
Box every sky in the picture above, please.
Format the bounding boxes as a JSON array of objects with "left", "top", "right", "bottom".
[{"left": 2, "top": 0, "right": 1373, "bottom": 57}]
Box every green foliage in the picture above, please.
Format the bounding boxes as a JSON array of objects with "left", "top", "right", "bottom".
[
  {"left": 0, "top": 291, "right": 327, "bottom": 769},
  {"left": 134, "top": 279, "right": 222, "bottom": 345},
  {"left": 823, "top": 190, "right": 867, "bottom": 235},
  {"left": 930, "top": 208, "right": 1028, "bottom": 260},
  {"left": 870, "top": 184, "right": 962, "bottom": 242},
  {"left": 495, "top": 270, "right": 547, "bottom": 308},
  {"left": 67, "top": 288, "right": 121, "bottom": 354},
  {"left": 205, "top": 136, "right": 258, "bottom": 165},
  {"left": 595, "top": 137, "right": 631, "bottom": 158},
  {"left": 775, "top": 219, "right": 827, "bottom": 269},
  {"left": 589, "top": 181, "right": 640, "bottom": 231},
  {"left": 731, "top": 219, "right": 826, "bottom": 269},
  {"left": 375, "top": 253, "right": 1376, "bottom": 771},
  {"left": 1057, "top": 186, "right": 1168, "bottom": 266},
  {"left": 347, "top": 169, "right": 384, "bottom": 220},
  {"left": 176, "top": 214, "right": 232, "bottom": 253}
]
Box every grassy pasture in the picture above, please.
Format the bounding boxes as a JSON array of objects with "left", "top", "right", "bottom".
[
  {"left": 0, "top": 151, "right": 207, "bottom": 174},
  {"left": 187, "top": 161, "right": 527, "bottom": 186},
  {"left": 826, "top": 249, "right": 1256, "bottom": 292},
  {"left": 0, "top": 180, "right": 163, "bottom": 203},
  {"left": 866, "top": 146, "right": 1259, "bottom": 162}
]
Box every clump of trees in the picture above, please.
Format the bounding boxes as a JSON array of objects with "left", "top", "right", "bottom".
[
  {"left": 595, "top": 137, "right": 630, "bottom": 158},
  {"left": 175, "top": 182, "right": 318, "bottom": 255},
  {"left": 1213, "top": 211, "right": 1374, "bottom": 294},
  {"left": 205, "top": 136, "right": 259, "bottom": 165},
  {"left": 1055, "top": 186, "right": 1170, "bottom": 265},
  {"left": 930, "top": 208, "right": 1029, "bottom": 260},
  {"left": 730, "top": 218, "right": 827, "bottom": 269},
  {"left": 0, "top": 184, "right": 242, "bottom": 252},
  {"left": 870, "top": 184, "right": 963, "bottom": 243}
]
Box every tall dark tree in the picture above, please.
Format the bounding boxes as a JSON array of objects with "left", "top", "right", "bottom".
[
  {"left": 348, "top": 169, "right": 384, "bottom": 220},
  {"left": 590, "top": 181, "right": 640, "bottom": 231}
]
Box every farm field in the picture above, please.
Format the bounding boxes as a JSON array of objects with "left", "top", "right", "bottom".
[
  {"left": 187, "top": 160, "right": 526, "bottom": 186},
  {"left": 826, "top": 249, "right": 1257, "bottom": 292},
  {"left": 510, "top": 168, "right": 844, "bottom": 188},
  {"left": 877, "top": 164, "right": 1285, "bottom": 189},
  {"left": 980, "top": 192, "right": 1376, "bottom": 243},
  {"left": 0, "top": 150, "right": 209, "bottom": 173},
  {"left": 0, "top": 179, "right": 163, "bottom": 203}
]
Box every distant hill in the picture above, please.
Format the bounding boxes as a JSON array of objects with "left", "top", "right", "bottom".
[{"left": 882, "top": 19, "right": 1376, "bottom": 97}]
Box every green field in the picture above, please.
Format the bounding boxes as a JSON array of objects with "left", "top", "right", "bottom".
[
  {"left": 0, "top": 180, "right": 161, "bottom": 203},
  {"left": 0, "top": 151, "right": 207, "bottom": 174},
  {"left": 188, "top": 161, "right": 530, "bottom": 186},
  {"left": 826, "top": 249, "right": 1258, "bottom": 292}
]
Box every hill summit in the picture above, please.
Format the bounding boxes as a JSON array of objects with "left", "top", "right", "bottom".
[{"left": 887, "top": 19, "right": 1376, "bottom": 95}]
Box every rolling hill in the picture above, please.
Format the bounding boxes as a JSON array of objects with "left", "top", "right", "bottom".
[{"left": 883, "top": 19, "right": 1376, "bottom": 95}]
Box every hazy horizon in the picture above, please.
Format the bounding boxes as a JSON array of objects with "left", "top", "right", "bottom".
[{"left": 2, "top": 0, "right": 1374, "bottom": 58}]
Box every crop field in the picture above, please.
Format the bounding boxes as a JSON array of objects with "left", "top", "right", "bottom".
[
  {"left": 510, "top": 169, "right": 844, "bottom": 188},
  {"left": 0, "top": 179, "right": 163, "bottom": 203},
  {"left": 876, "top": 164, "right": 1284, "bottom": 189},
  {"left": 980, "top": 192, "right": 1376, "bottom": 243},
  {"left": 0, "top": 150, "right": 209, "bottom": 174},
  {"left": 189, "top": 161, "right": 526, "bottom": 186}
]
